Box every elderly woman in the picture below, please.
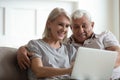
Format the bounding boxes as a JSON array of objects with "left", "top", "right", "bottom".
[{"left": 25, "top": 8, "right": 76, "bottom": 80}]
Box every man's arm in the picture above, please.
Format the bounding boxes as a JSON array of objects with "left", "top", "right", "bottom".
[
  {"left": 105, "top": 46, "right": 120, "bottom": 68},
  {"left": 17, "top": 46, "right": 33, "bottom": 70}
]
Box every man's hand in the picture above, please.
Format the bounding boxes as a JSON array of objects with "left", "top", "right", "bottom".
[
  {"left": 17, "top": 46, "right": 32, "bottom": 70},
  {"left": 106, "top": 46, "right": 120, "bottom": 68}
]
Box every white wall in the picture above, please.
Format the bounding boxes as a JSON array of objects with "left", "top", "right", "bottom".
[
  {"left": 0, "top": 0, "right": 119, "bottom": 48},
  {"left": 0, "top": 0, "right": 77, "bottom": 48},
  {"left": 113, "top": 0, "right": 120, "bottom": 42},
  {"left": 76, "top": 0, "right": 119, "bottom": 41}
]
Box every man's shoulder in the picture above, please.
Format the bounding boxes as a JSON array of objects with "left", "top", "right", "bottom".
[
  {"left": 100, "top": 30, "right": 112, "bottom": 35},
  {"left": 94, "top": 31, "right": 114, "bottom": 38}
]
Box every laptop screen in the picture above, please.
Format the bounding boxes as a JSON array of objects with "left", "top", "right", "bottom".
[{"left": 71, "top": 47, "right": 118, "bottom": 80}]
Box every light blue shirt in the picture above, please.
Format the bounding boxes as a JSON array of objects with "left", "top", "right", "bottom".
[{"left": 26, "top": 39, "right": 77, "bottom": 80}]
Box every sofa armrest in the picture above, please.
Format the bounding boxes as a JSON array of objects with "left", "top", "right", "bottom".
[{"left": 0, "top": 47, "right": 28, "bottom": 80}]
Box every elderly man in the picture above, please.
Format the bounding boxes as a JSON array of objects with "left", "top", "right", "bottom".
[
  {"left": 66, "top": 9, "right": 120, "bottom": 79},
  {"left": 17, "top": 9, "right": 120, "bottom": 79}
]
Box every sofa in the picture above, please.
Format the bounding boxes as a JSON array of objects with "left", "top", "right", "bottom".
[{"left": 0, "top": 47, "right": 28, "bottom": 80}]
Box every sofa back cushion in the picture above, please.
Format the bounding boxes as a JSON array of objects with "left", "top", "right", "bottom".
[{"left": 0, "top": 47, "right": 28, "bottom": 80}]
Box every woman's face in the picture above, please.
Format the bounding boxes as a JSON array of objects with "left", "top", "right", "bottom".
[{"left": 49, "top": 15, "right": 70, "bottom": 41}]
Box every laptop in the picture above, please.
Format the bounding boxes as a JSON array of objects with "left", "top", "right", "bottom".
[{"left": 71, "top": 47, "right": 118, "bottom": 80}]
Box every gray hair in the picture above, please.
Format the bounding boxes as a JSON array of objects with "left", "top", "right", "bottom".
[
  {"left": 71, "top": 9, "right": 92, "bottom": 21},
  {"left": 42, "top": 7, "right": 71, "bottom": 39}
]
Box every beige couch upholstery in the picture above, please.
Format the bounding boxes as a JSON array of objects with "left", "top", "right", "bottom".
[{"left": 0, "top": 47, "right": 28, "bottom": 80}]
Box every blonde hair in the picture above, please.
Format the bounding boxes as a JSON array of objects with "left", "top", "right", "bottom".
[{"left": 42, "top": 7, "right": 71, "bottom": 40}]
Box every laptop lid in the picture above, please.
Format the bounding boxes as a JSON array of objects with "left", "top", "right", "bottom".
[{"left": 71, "top": 47, "right": 118, "bottom": 80}]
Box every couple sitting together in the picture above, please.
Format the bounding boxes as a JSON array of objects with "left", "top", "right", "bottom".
[{"left": 17, "top": 7, "right": 120, "bottom": 80}]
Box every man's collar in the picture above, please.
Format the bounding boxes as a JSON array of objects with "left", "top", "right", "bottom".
[{"left": 92, "top": 33, "right": 99, "bottom": 38}]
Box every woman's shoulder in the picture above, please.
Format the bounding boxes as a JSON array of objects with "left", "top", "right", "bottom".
[
  {"left": 27, "top": 39, "right": 45, "bottom": 47},
  {"left": 62, "top": 43, "right": 77, "bottom": 51},
  {"left": 62, "top": 42, "right": 74, "bottom": 47},
  {"left": 28, "top": 39, "right": 42, "bottom": 44}
]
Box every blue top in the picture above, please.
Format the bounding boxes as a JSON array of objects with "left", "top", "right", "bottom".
[{"left": 26, "top": 39, "right": 77, "bottom": 80}]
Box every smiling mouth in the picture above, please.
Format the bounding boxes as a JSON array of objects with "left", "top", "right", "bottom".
[{"left": 57, "top": 31, "right": 66, "bottom": 37}]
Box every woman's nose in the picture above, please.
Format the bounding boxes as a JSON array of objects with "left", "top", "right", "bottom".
[{"left": 62, "top": 26, "right": 68, "bottom": 31}]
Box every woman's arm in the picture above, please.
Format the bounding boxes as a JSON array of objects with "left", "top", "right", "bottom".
[{"left": 31, "top": 57, "right": 72, "bottom": 78}]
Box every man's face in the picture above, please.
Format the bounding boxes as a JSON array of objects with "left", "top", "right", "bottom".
[{"left": 71, "top": 16, "right": 94, "bottom": 44}]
